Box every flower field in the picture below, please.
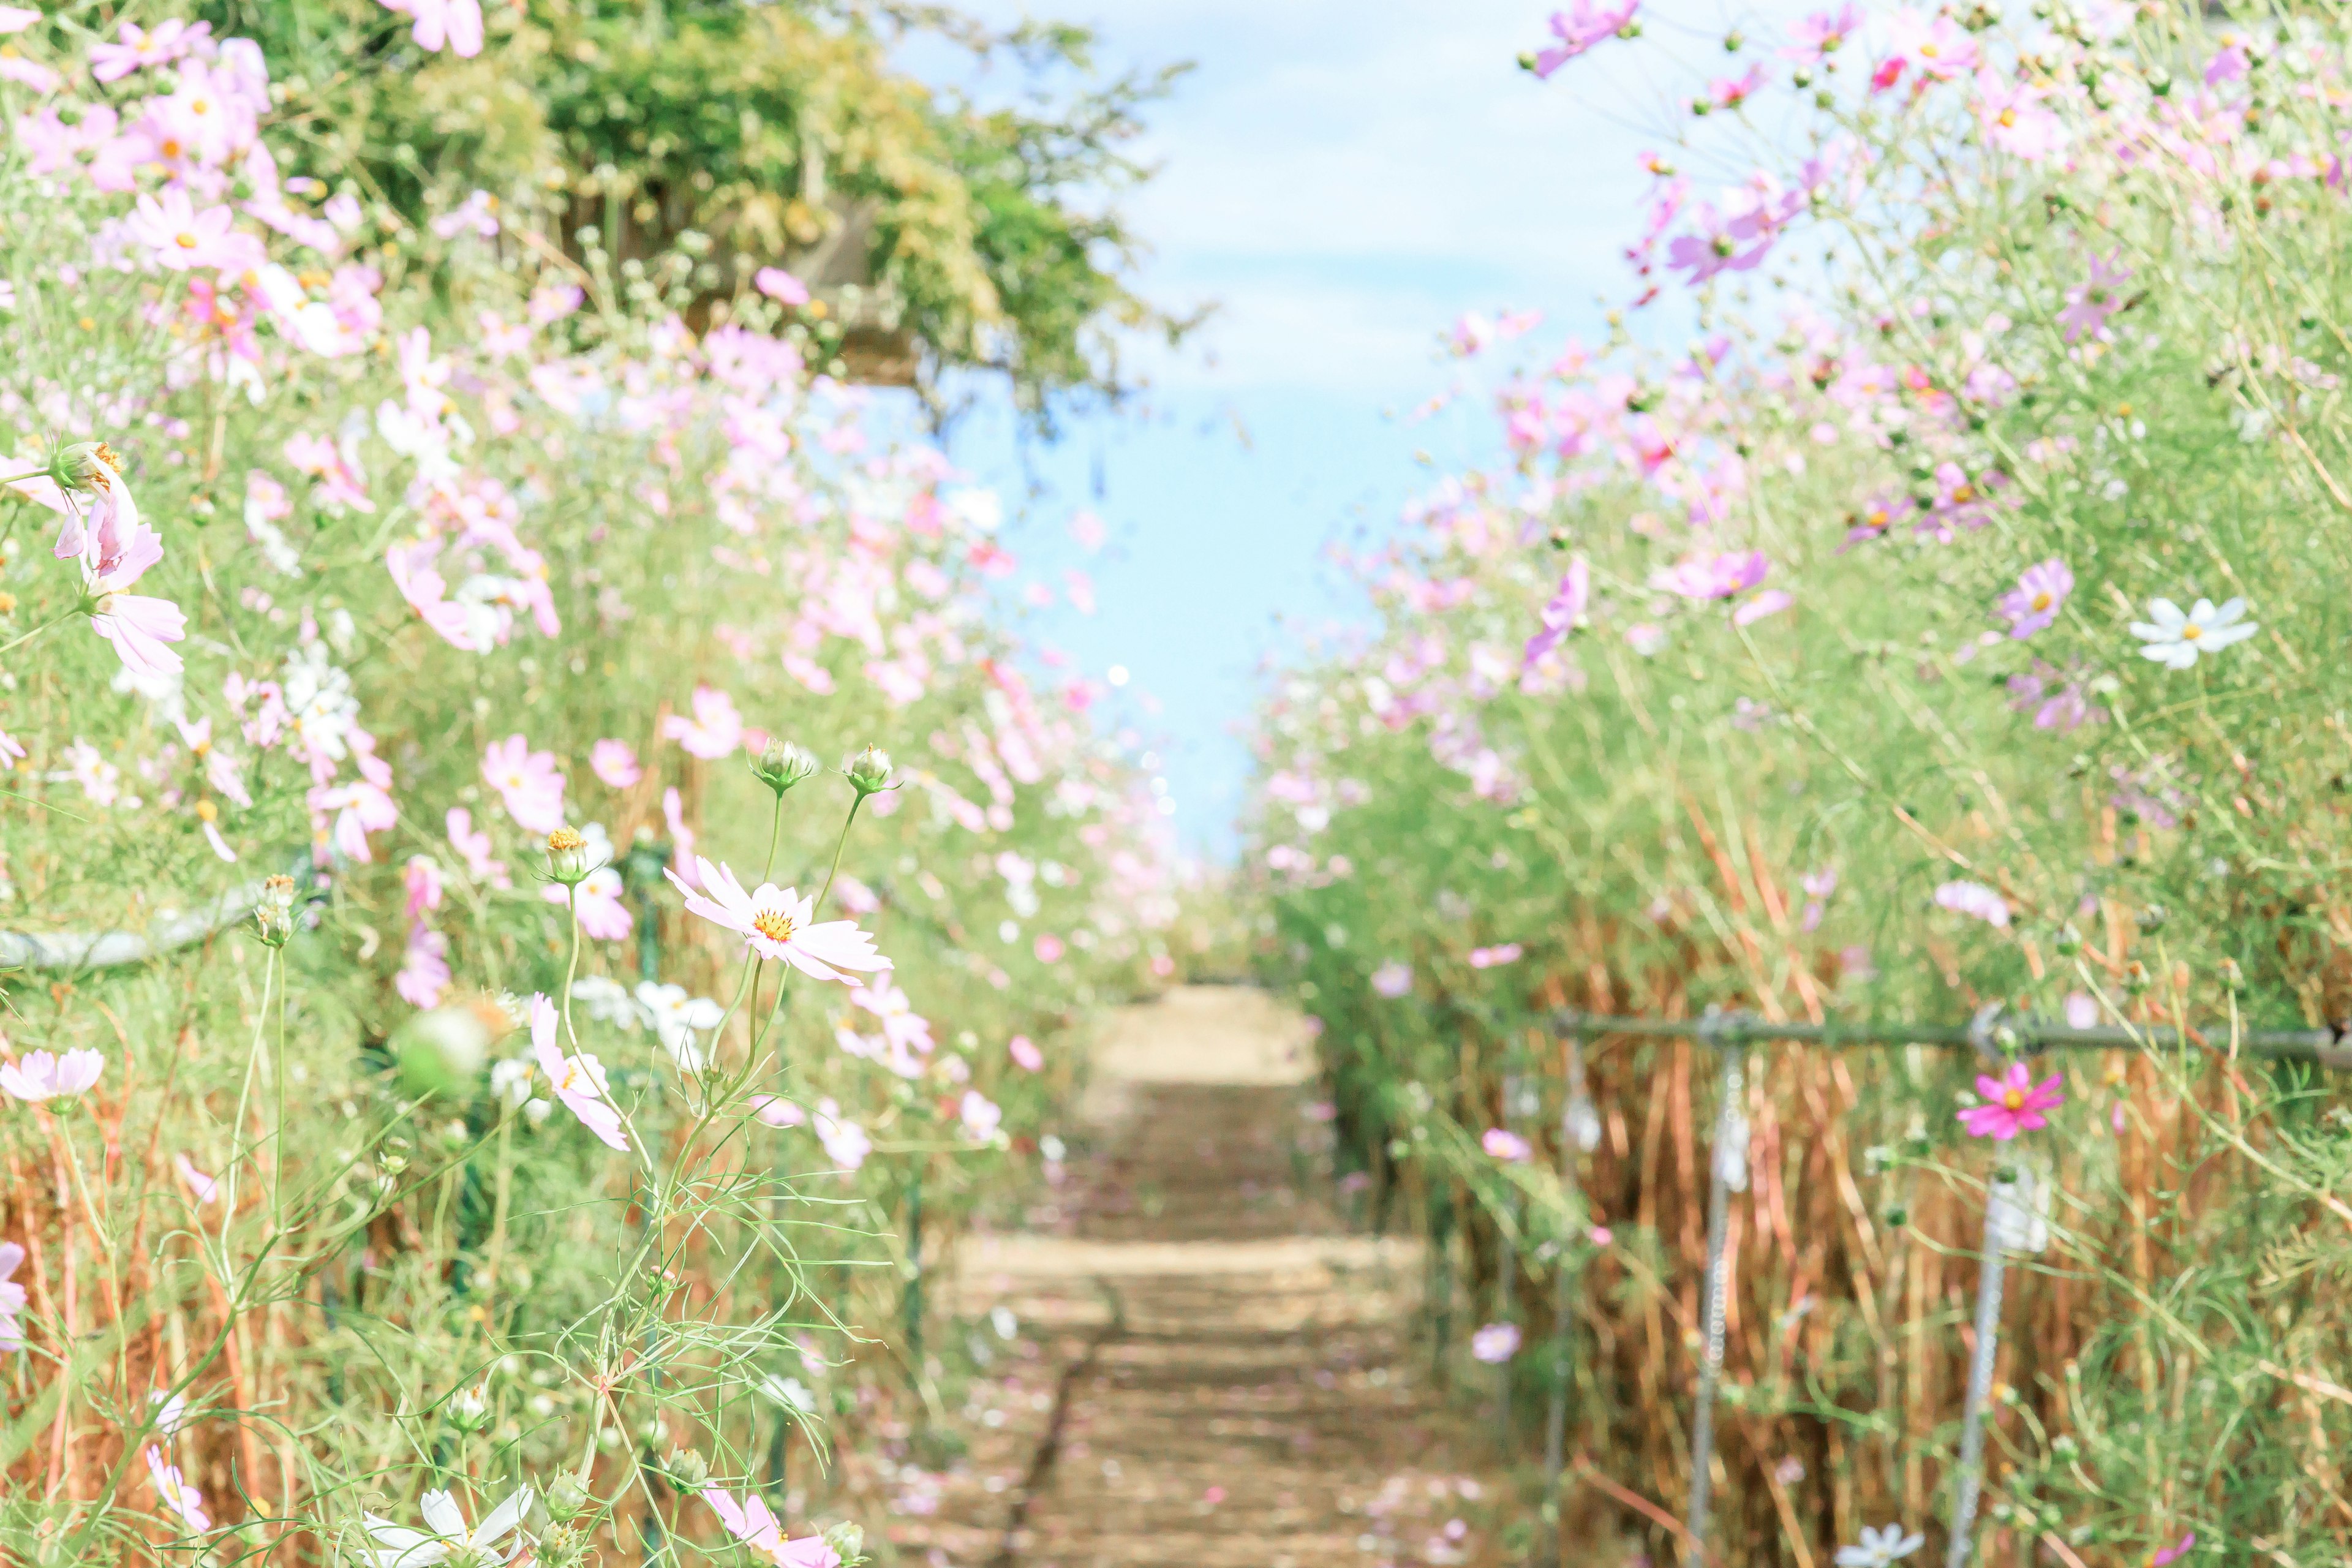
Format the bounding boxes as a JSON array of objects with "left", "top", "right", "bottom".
[
  {"left": 1252, "top": 4, "right": 2352, "bottom": 1564},
  {"left": 0, "top": 4, "right": 1180, "bottom": 1564}
]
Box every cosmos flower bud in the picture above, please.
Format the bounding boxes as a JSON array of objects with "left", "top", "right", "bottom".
[
  {"left": 545, "top": 1478, "right": 590, "bottom": 1522},
  {"left": 751, "top": 737, "right": 821, "bottom": 797},
  {"left": 445, "top": 1382, "right": 489, "bottom": 1431},
  {"left": 255, "top": 873, "right": 298, "bottom": 946},
  {"left": 823, "top": 1522, "right": 867, "bottom": 1563},
  {"left": 842, "top": 745, "right": 893, "bottom": 797},
  {"left": 390, "top": 1001, "right": 496, "bottom": 1097},
  {"left": 48, "top": 439, "right": 124, "bottom": 497},
  {"left": 546, "top": 826, "right": 592, "bottom": 886},
  {"left": 662, "top": 1446, "right": 710, "bottom": 1488}
]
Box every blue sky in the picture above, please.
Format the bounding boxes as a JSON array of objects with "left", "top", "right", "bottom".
[{"left": 895, "top": 1, "right": 1784, "bottom": 856}]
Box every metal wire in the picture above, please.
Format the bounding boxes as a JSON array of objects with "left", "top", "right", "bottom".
[
  {"left": 1683, "top": 1031, "right": 1743, "bottom": 1567},
  {"left": 1550, "top": 1007, "right": 2352, "bottom": 1069}
]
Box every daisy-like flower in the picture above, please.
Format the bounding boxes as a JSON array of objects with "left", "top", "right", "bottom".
[
  {"left": 665, "top": 856, "right": 891, "bottom": 984},
  {"left": 1835, "top": 1524, "right": 1926, "bottom": 1567},
  {"left": 360, "top": 1485, "right": 533, "bottom": 1568},
  {"left": 74, "top": 486, "right": 184, "bottom": 677},
  {"left": 959, "top": 1089, "right": 1002, "bottom": 1142},
  {"left": 1997, "top": 558, "right": 2072, "bottom": 639},
  {"left": 147, "top": 1446, "right": 210, "bottom": 1533},
  {"left": 590, "top": 737, "right": 641, "bottom": 789},
  {"left": 1471, "top": 1322, "right": 1522, "bottom": 1363},
  {"left": 701, "top": 1488, "right": 843, "bottom": 1568},
  {"left": 0, "top": 1047, "right": 104, "bottom": 1102},
  {"left": 1959, "top": 1061, "right": 2064, "bottom": 1141},
  {"left": 529, "top": 995, "right": 628, "bottom": 1152},
  {"left": 2130, "top": 596, "right": 2257, "bottom": 669},
  {"left": 848, "top": 981, "right": 933, "bottom": 1054}
]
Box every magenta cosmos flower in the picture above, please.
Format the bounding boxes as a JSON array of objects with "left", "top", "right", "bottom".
[
  {"left": 666, "top": 856, "right": 891, "bottom": 983},
  {"left": 0, "top": 1047, "right": 104, "bottom": 1102},
  {"left": 1997, "top": 558, "right": 2073, "bottom": 639},
  {"left": 1959, "top": 1062, "right": 2064, "bottom": 1140},
  {"left": 1531, "top": 0, "right": 1639, "bottom": 77}
]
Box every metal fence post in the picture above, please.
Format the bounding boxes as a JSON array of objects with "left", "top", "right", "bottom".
[
  {"left": 1540, "top": 1022, "right": 1598, "bottom": 1566},
  {"left": 1684, "top": 1011, "right": 1747, "bottom": 1568}
]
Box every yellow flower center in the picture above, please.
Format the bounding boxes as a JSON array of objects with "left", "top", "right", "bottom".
[
  {"left": 175, "top": 231, "right": 198, "bottom": 249},
  {"left": 548, "top": 827, "right": 584, "bottom": 853},
  {"left": 2002, "top": 1087, "right": 2027, "bottom": 1111},
  {"left": 1951, "top": 484, "right": 1976, "bottom": 505},
  {"left": 753, "top": 910, "right": 797, "bottom": 944},
  {"left": 2182, "top": 623, "right": 2203, "bottom": 640},
  {"left": 1998, "top": 108, "right": 2017, "bottom": 127},
  {"left": 159, "top": 138, "right": 183, "bottom": 160},
  {"left": 195, "top": 799, "right": 217, "bottom": 822},
  {"left": 2030, "top": 592, "right": 2053, "bottom": 611}
]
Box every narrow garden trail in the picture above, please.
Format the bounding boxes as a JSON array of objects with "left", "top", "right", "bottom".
[{"left": 929, "top": 986, "right": 1508, "bottom": 1568}]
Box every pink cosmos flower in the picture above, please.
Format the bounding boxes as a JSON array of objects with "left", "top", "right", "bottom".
[
  {"left": 79, "top": 502, "right": 186, "bottom": 678},
  {"left": 1997, "top": 559, "right": 2072, "bottom": 639},
  {"left": 1665, "top": 203, "right": 1772, "bottom": 285},
  {"left": 1009, "top": 1035, "right": 1044, "bottom": 1071},
  {"left": 849, "top": 982, "right": 933, "bottom": 1054},
  {"left": 2060, "top": 250, "right": 2133, "bottom": 344},
  {"left": 0, "top": 1242, "right": 23, "bottom": 1351},
  {"left": 92, "top": 19, "right": 213, "bottom": 81},
  {"left": 1653, "top": 550, "right": 1769, "bottom": 601},
  {"left": 663, "top": 786, "right": 699, "bottom": 891},
  {"left": 0, "top": 7, "right": 45, "bottom": 36},
  {"left": 147, "top": 1446, "right": 211, "bottom": 1532},
  {"left": 395, "top": 926, "right": 450, "bottom": 1008},
  {"left": 662, "top": 685, "right": 744, "bottom": 759},
  {"left": 1, "top": 1048, "right": 104, "bottom": 1102},
  {"left": 2152, "top": 1535, "right": 2195, "bottom": 1567},
  {"left": 529, "top": 994, "right": 629, "bottom": 1152},
  {"left": 1782, "top": 5, "right": 1860, "bottom": 66},
  {"left": 1532, "top": 0, "right": 1638, "bottom": 77},
  {"left": 429, "top": 189, "right": 499, "bottom": 240},
  {"left": 701, "top": 1489, "right": 842, "bottom": 1568},
  {"left": 1880, "top": 10, "right": 1978, "bottom": 87},
  {"left": 126, "top": 190, "right": 262, "bottom": 274},
  {"left": 1469, "top": 943, "right": 1523, "bottom": 969},
  {"left": 378, "top": 0, "right": 483, "bottom": 56},
  {"left": 174, "top": 1154, "right": 219, "bottom": 1205},
  {"left": 1034, "top": 932, "right": 1066, "bottom": 963},
  {"left": 960, "top": 1089, "right": 1003, "bottom": 1141},
  {"left": 2064, "top": 993, "right": 2100, "bottom": 1030},
  {"left": 1734, "top": 589, "right": 1793, "bottom": 627},
  {"left": 543, "top": 867, "right": 633, "bottom": 943},
  {"left": 1975, "top": 69, "right": 2066, "bottom": 162},
  {"left": 404, "top": 856, "right": 444, "bottom": 920},
  {"left": 590, "top": 739, "right": 641, "bottom": 789},
  {"left": 1482, "top": 1128, "right": 1532, "bottom": 1162},
  {"left": 666, "top": 856, "right": 891, "bottom": 983},
  {"left": 446, "top": 807, "right": 509, "bottom": 886},
  {"left": 482, "top": 734, "right": 566, "bottom": 834},
  {"left": 1471, "top": 1323, "right": 1522, "bottom": 1363},
  {"left": 1958, "top": 1061, "right": 2064, "bottom": 1141},
  {"left": 309, "top": 777, "right": 396, "bottom": 862},
  {"left": 755, "top": 267, "right": 810, "bottom": 305},
  {"left": 751, "top": 1095, "right": 807, "bottom": 1128},
  {"left": 1934, "top": 880, "right": 2010, "bottom": 927},
  {"left": 1522, "top": 557, "right": 1589, "bottom": 669},
  {"left": 1371, "top": 961, "right": 1413, "bottom": 998},
  {"left": 811, "top": 1098, "right": 871, "bottom": 1171}
]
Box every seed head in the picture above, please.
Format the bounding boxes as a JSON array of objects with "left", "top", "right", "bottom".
[{"left": 255, "top": 873, "right": 298, "bottom": 946}]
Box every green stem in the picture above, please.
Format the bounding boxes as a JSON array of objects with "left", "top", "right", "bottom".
[
  {"left": 815, "top": 794, "right": 865, "bottom": 914},
  {"left": 760, "top": 795, "right": 785, "bottom": 883},
  {"left": 561, "top": 886, "right": 582, "bottom": 1052},
  {"left": 0, "top": 611, "right": 71, "bottom": 663}
]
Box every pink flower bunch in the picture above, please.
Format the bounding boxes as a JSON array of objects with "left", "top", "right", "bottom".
[{"left": 1959, "top": 1062, "right": 2064, "bottom": 1141}]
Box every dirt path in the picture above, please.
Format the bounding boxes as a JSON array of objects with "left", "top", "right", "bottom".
[{"left": 918, "top": 986, "right": 1509, "bottom": 1568}]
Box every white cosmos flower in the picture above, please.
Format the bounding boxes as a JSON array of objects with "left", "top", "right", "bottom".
[
  {"left": 1835, "top": 1524, "right": 1925, "bottom": 1567},
  {"left": 361, "top": 1485, "right": 533, "bottom": 1567},
  {"left": 636, "top": 981, "right": 724, "bottom": 1069},
  {"left": 2129, "top": 595, "right": 2256, "bottom": 669},
  {"left": 664, "top": 856, "right": 891, "bottom": 984}
]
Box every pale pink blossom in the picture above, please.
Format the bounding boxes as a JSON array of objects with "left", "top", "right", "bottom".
[
  {"left": 810, "top": 1098, "right": 871, "bottom": 1172},
  {"left": 404, "top": 856, "right": 444, "bottom": 919},
  {"left": 960, "top": 1090, "right": 1003, "bottom": 1141},
  {"left": 126, "top": 190, "right": 262, "bottom": 274},
  {"left": 377, "top": 0, "right": 484, "bottom": 56},
  {"left": 1371, "top": 961, "right": 1412, "bottom": 998},
  {"left": 1522, "top": 557, "right": 1588, "bottom": 668},
  {"left": 0, "top": 1047, "right": 104, "bottom": 1102},
  {"left": 1653, "top": 549, "right": 1768, "bottom": 601},
  {"left": 91, "top": 19, "right": 213, "bottom": 81},
  {"left": 482, "top": 734, "right": 566, "bottom": 834},
  {"left": 0, "top": 1242, "right": 23, "bottom": 1351},
  {"left": 1997, "top": 559, "right": 2072, "bottom": 639},
  {"left": 666, "top": 856, "right": 891, "bottom": 983},
  {"left": 174, "top": 1154, "right": 219, "bottom": 1205},
  {"left": 1532, "top": 0, "right": 1639, "bottom": 77},
  {"left": 1482, "top": 1128, "right": 1532, "bottom": 1161},
  {"left": 395, "top": 926, "right": 450, "bottom": 1008},
  {"left": 663, "top": 786, "right": 699, "bottom": 890},
  {"left": 529, "top": 994, "right": 628, "bottom": 1151},
  {"left": 751, "top": 1095, "right": 807, "bottom": 1128},
  {"left": 591, "top": 739, "right": 641, "bottom": 789},
  {"left": 543, "top": 867, "right": 633, "bottom": 943},
  {"left": 0, "top": 7, "right": 46, "bottom": 37},
  {"left": 662, "top": 685, "right": 744, "bottom": 759},
  {"left": 1009, "top": 1035, "right": 1044, "bottom": 1071},
  {"left": 1934, "top": 880, "right": 2010, "bottom": 928},
  {"left": 1471, "top": 1322, "right": 1522, "bottom": 1363},
  {"left": 755, "top": 267, "right": 810, "bottom": 305},
  {"left": 446, "top": 807, "right": 508, "bottom": 886},
  {"left": 849, "top": 982, "right": 933, "bottom": 1054},
  {"left": 77, "top": 497, "right": 185, "bottom": 677},
  {"left": 1468, "top": 943, "right": 1523, "bottom": 969},
  {"left": 147, "top": 1446, "right": 211, "bottom": 1533},
  {"left": 701, "top": 1489, "right": 842, "bottom": 1568},
  {"left": 309, "top": 776, "right": 395, "bottom": 862}
]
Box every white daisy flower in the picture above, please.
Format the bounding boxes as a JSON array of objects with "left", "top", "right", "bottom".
[{"left": 2129, "top": 595, "right": 2256, "bottom": 669}]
